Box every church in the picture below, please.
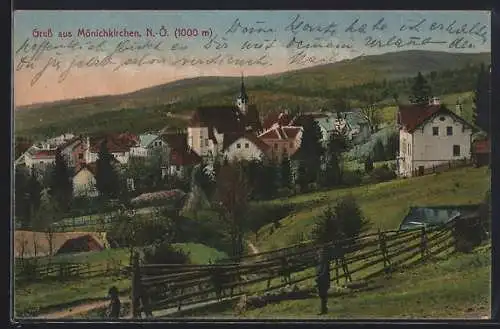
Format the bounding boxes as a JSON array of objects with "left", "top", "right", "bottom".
[{"left": 186, "top": 76, "right": 267, "bottom": 162}]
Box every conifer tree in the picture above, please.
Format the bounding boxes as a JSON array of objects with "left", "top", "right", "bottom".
[
  {"left": 95, "top": 139, "right": 120, "bottom": 200},
  {"left": 410, "top": 72, "right": 432, "bottom": 104},
  {"left": 473, "top": 63, "right": 491, "bottom": 134},
  {"left": 49, "top": 148, "right": 73, "bottom": 212}
]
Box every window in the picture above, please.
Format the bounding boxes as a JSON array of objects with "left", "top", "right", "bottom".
[
  {"left": 78, "top": 153, "right": 84, "bottom": 159},
  {"left": 446, "top": 126, "right": 453, "bottom": 136},
  {"left": 274, "top": 143, "right": 278, "bottom": 149},
  {"left": 245, "top": 143, "right": 249, "bottom": 148},
  {"left": 432, "top": 127, "right": 439, "bottom": 136},
  {"left": 439, "top": 116, "right": 445, "bottom": 121},
  {"left": 237, "top": 143, "right": 241, "bottom": 149},
  {"left": 453, "top": 145, "right": 460, "bottom": 157},
  {"left": 205, "top": 139, "right": 209, "bottom": 147}
]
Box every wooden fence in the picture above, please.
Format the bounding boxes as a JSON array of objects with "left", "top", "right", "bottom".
[
  {"left": 15, "top": 259, "right": 127, "bottom": 282},
  {"left": 412, "top": 158, "right": 472, "bottom": 177},
  {"left": 129, "top": 217, "right": 464, "bottom": 318}
]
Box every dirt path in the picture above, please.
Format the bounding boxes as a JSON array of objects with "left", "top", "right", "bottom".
[
  {"left": 35, "top": 297, "right": 130, "bottom": 319},
  {"left": 247, "top": 241, "right": 260, "bottom": 254}
]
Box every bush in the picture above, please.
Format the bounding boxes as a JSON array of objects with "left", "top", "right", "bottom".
[
  {"left": 106, "top": 215, "right": 173, "bottom": 249},
  {"left": 276, "top": 187, "right": 293, "bottom": 198},
  {"left": 335, "top": 195, "right": 371, "bottom": 241},
  {"left": 370, "top": 164, "right": 396, "bottom": 183},
  {"left": 341, "top": 170, "right": 364, "bottom": 187},
  {"left": 141, "top": 242, "right": 190, "bottom": 265}
]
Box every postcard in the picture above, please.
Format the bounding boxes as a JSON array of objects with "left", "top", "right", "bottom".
[{"left": 12, "top": 10, "right": 491, "bottom": 321}]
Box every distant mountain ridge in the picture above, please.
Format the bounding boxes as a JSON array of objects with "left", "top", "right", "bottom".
[{"left": 15, "top": 50, "right": 490, "bottom": 137}]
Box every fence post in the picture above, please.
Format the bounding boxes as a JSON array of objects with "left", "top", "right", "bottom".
[
  {"left": 378, "top": 229, "right": 391, "bottom": 276},
  {"left": 420, "top": 226, "right": 428, "bottom": 260},
  {"left": 131, "top": 252, "right": 141, "bottom": 319}
]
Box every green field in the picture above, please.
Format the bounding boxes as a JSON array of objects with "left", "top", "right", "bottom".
[
  {"left": 253, "top": 166, "right": 490, "bottom": 251},
  {"left": 14, "top": 242, "right": 227, "bottom": 317},
  {"left": 184, "top": 244, "right": 491, "bottom": 319}
]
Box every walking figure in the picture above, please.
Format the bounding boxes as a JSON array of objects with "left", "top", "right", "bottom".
[
  {"left": 279, "top": 256, "right": 292, "bottom": 285},
  {"left": 315, "top": 249, "right": 330, "bottom": 315},
  {"left": 106, "top": 286, "right": 121, "bottom": 319},
  {"left": 378, "top": 229, "right": 391, "bottom": 274}
]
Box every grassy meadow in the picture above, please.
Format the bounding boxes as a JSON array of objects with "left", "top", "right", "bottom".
[
  {"left": 183, "top": 244, "right": 490, "bottom": 319},
  {"left": 253, "top": 166, "right": 490, "bottom": 251}
]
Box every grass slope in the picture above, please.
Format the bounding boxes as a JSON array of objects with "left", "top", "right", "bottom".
[
  {"left": 15, "top": 50, "right": 490, "bottom": 137},
  {"left": 255, "top": 166, "right": 490, "bottom": 251},
  {"left": 14, "top": 243, "right": 227, "bottom": 316},
  {"left": 187, "top": 244, "right": 490, "bottom": 319}
]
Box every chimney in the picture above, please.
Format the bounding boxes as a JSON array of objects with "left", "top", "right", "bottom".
[
  {"left": 429, "top": 97, "right": 440, "bottom": 106},
  {"left": 456, "top": 100, "right": 463, "bottom": 116}
]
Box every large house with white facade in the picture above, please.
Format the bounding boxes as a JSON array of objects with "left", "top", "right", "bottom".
[
  {"left": 84, "top": 133, "right": 138, "bottom": 165},
  {"left": 397, "top": 98, "right": 475, "bottom": 177},
  {"left": 187, "top": 77, "right": 263, "bottom": 162}
]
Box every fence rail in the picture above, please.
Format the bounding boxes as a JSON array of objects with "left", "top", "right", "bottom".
[
  {"left": 15, "top": 259, "right": 127, "bottom": 282},
  {"left": 130, "top": 217, "right": 467, "bottom": 318},
  {"left": 411, "top": 158, "right": 472, "bottom": 177}
]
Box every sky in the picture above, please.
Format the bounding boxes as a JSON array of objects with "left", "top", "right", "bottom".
[{"left": 13, "top": 10, "right": 491, "bottom": 106}]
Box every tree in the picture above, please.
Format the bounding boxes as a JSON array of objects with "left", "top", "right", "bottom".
[
  {"left": 312, "top": 207, "right": 343, "bottom": 245},
  {"left": 322, "top": 128, "right": 348, "bottom": 188},
  {"left": 334, "top": 195, "right": 370, "bottom": 244},
  {"left": 215, "top": 162, "right": 250, "bottom": 259},
  {"left": 26, "top": 171, "right": 42, "bottom": 225},
  {"left": 473, "top": 63, "right": 491, "bottom": 134},
  {"left": 410, "top": 72, "right": 432, "bottom": 104},
  {"left": 359, "top": 91, "right": 384, "bottom": 133},
  {"left": 295, "top": 116, "right": 324, "bottom": 187},
  {"left": 372, "top": 139, "right": 386, "bottom": 162},
  {"left": 37, "top": 190, "right": 62, "bottom": 258},
  {"left": 14, "top": 167, "right": 30, "bottom": 227},
  {"left": 49, "top": 148, "right": 73, "bottom": 212},
  {"left": 364, "top": 156, "right": 374, "bottom": 173},
  {"left": 95, "top": 139, "right": 120, "bottom": 200},
  {"left": 280, "top": 155, "right": 292, "bottom": 189}
]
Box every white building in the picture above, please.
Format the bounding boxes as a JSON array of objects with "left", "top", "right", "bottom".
[
  {"left": 397, "top": 98, "right": 475, "bottom": 177},
  {"left": 72, "top": 164, "right": 99, "bottom": 198},
  {"left": 84, "top": 135, "right": 135, "bottom": 165},
  {"left": 222, "top": 133, "right": 269, "bottom": 162},
  {"left": 187, "top": 76, "right": 262, "bottom": 161},
  {"left": 130, "top": 133, "right": 165, "bottom": 158}
]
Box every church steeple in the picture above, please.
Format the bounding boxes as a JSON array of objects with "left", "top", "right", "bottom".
[{"left": 236, "top": 73, "right": 249, "bottom": 114}]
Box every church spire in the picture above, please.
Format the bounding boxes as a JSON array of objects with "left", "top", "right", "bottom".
[
  {"left": 239, "top": 73, "right": 248, "bottom": 103},
  {"left": 236, "top": 73, "right": 249, "bottom": 114}
]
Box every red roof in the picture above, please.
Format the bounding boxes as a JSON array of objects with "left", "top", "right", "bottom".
[
  {"left": 259, "top": 126, "right": 302, "bottom": 140},
  {"left": 162, "top": 132, "right": 202, "bottom": 166},
  {"left": 89, "top": 133, "right": 137, "bottom": 153},
  {"left": 398, "top": 104, "right": 472, "bottom": 133},
  {"left": 282, "top": 126, "right": 302, "bottom": 139},
  {"left": 473, "top": 138, "right": 490, "bottom": 154},
  {"left": 262, "top": 112, "right": 292, "bottom": 130},
  {"left": 32, "top": 149, "right": 57, "bottom": 158}
]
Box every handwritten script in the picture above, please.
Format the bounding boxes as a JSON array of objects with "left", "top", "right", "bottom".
[{"left": 14, "top": 13, "right": 490, "bottom": 86}]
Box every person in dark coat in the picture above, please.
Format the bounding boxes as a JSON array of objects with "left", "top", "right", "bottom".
[
  {"left": 315, "top": 248, "right": 331, "bottom": 315},
  {"left": 107, "top": 286, "right": 121, "bottom": 319}
]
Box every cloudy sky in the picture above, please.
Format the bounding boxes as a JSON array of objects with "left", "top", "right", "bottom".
[{"left": 13, "top": 10, "right": 491, "bottom": 106}]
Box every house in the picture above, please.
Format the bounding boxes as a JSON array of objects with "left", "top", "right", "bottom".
[
  {"left": 397, "top": 98, "right": 475, "bottom": 177},
  {"left": 14, "top": 230, "right": 108, "bottom": 258},
  {"left": 472, "top": 137, "right": 490, "bottom": 167},
  {"left": 339, "top": 109, "right": 371, "bottom": 144},
  {"left": 261, "top": 111, "right": 293, "bottom": 131},
  {"left": 130, "top": 133, "right": 165, "bottom": 158},
  {"left": 59, "top": 135, "right": 87, "bottom": 172},
  {"left": 72, "top": 163, "right": 99, "bottom": 198},
  {"left": 162, "top": 132, "right": 202, "bottom": 178},
  {"left": 399, "top": 204, "right": 481, "bottom": 230},
  {"left": 222, "top": 132, "right": 270, "bottom": 162},
  {"left": 85, "top": 133, "right": 138, "bottom": 165},
  {"left": 22, "top": 148, "right": 57, "bottom": 172},
  {"left": 187, "top": 76, "right": 262, "bottom": 160},
  {"left": 258, "top": 124, "right": 303, "bottom": 163},
  {"left": 72, "top": 158, "right": 121, "bottom": 198}
]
